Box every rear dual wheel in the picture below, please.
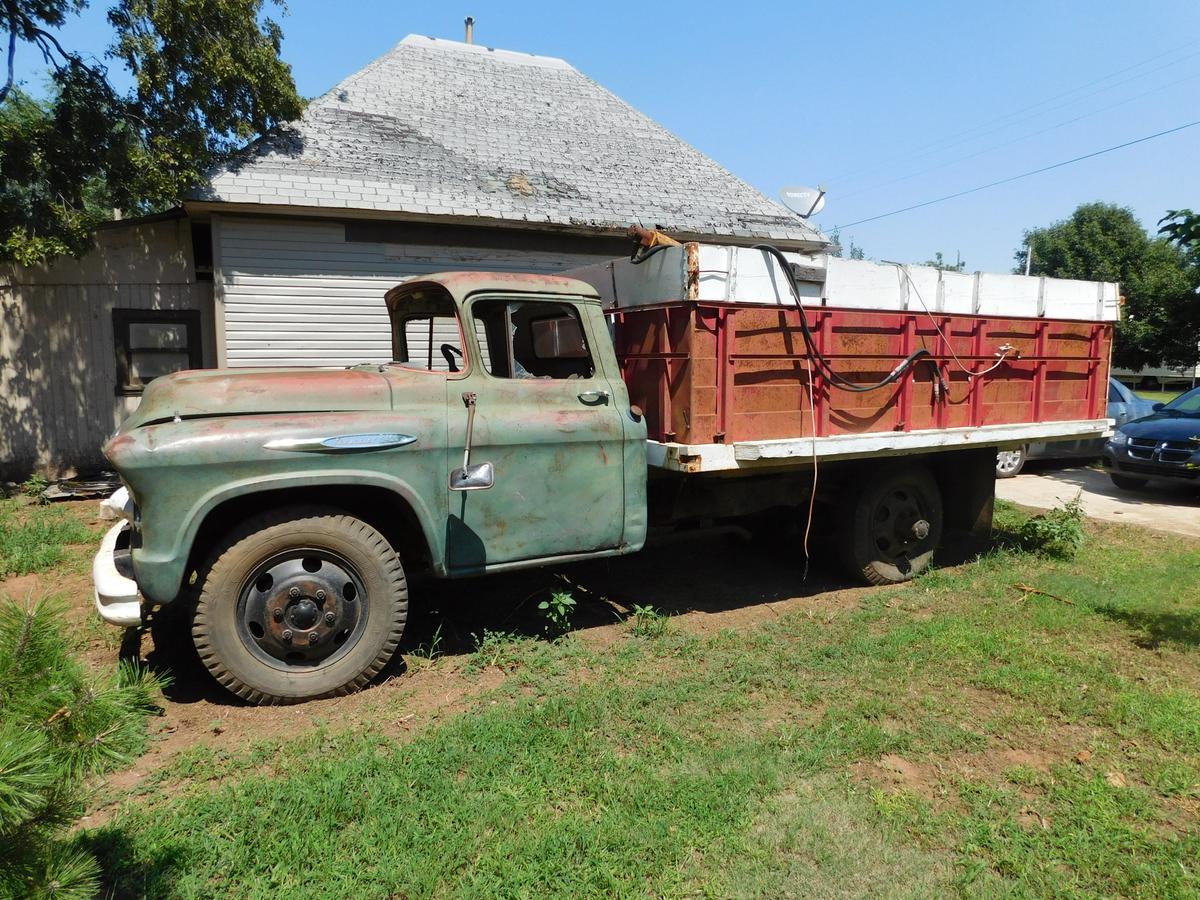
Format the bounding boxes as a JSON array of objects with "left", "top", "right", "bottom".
[
  {"left": 193, "top": 506, "right": 408, "bottom": 705},
  {"left": 837, "top": 465, "right": 943, "bottom": 585}
]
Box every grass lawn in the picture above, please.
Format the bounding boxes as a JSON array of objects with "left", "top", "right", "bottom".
[
  {"left": 60, "top": 503, "right": 1200, "bottom": 897},
  {"left": 0, "top": 495, "right": 101, "bottom": 577},
  {"left": 1135, "top": 389, "right": 1186, "bottom": 404}
]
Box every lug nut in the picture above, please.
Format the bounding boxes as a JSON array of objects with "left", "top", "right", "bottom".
[
  {"left": 288, "top": 587, "right": 301, "bottom": 599},
  {"left": 308, "top": 632, "right": 319, "bottom": 645},
  {"left": 272, "top": 608, "right": 284, "bottom": 621},
  {"left": 324, "top": 611, "right": 336, "bottom": 625},
  {"left": 282, "top": 629, "right": 293, "bottom": 642},
  {"left": 316, "top": 590, "right": 326, "bottom": 601}
]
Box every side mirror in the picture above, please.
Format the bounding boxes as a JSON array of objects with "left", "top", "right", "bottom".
[
  {"left": 450, "top": 461, "right": 494, "bottom": 492},
  {"left": 1153, "top": 402, "right": 1165, "bottom": 412}
]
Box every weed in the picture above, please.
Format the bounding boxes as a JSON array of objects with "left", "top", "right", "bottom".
[
  {"left": 19, "top": 474, "right": 48, "bottom": 502},
  {"left": 628, "top": 603, "right": 670, "bottom": 639},
  {"left": 1017, "top": 492, "right": 1086, "bottom": 558},
  {"left": 537, "top": 590, "right": 576, "bottom": 634},
  {"left": 408, "top": 623, "right": 444, "bottom": 666},
  {"left": 469, "top": 630, "right": 529, "bottom": 671}
]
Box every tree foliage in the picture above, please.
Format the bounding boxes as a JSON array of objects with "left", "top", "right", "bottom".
[
  {"left": 1015, "top": 203, "right": 1200, "bottom": 370},
  {"left": 0, "top": 0, "right": 303, "bottom": 265},
  {"left": 922, "top": 251, "right": 966, "bottom": 272},
  {"left": 0, "top": 598, "right": 165, "bottom": 897}
]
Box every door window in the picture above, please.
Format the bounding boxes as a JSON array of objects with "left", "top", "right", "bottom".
[{"left": 471, "top": 299, "right": 594, "bottom": 380}]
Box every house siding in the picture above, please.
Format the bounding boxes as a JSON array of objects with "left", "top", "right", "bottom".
[
  {"left": 215, "top": 215, "right": 622, "bottom": 368},
  {"left": 0, "top": 218, "right": 214, "bottom": 479}
]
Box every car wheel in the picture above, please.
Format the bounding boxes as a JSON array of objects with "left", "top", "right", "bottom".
[
  {"left": 193, "top": 505, "right": 408, "bottom": 705},
  {"left": 995, "top": 447, "right": 1026, "bottom": 478},
  {"left": 1109, "top": 474, "right": 1149, "bottom": 492},
  {"left": 837, "top": 464, "right": 943, "bottom": 585}
]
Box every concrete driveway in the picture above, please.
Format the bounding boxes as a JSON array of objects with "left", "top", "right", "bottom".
[{"left": 995, "top": 464, "right": 1200, "bottom": 538}]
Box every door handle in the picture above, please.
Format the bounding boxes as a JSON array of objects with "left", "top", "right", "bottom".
[{"left": 578, "top": 389, "right": 610, "bottom": 405}]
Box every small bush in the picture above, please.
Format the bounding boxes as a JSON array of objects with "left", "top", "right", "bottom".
[
  {"left": 0, "top": 599, "right": 165, "bottom": 898},
  {"left": 20, "top": 474, "right": 49, "bottom": 501},
  {"left": 1017, "top": 493, "right": 1086, "bottom": 559},
  {"left": 629, "top": 604, "right": 671, "bottom": 639},
  {"left": 537, "top": 591, "right": 577, "bottom": 635},
  {"left": 0, "top": 507, "right": 99, "bottom": 577},
  {"left": 469, "top": 630, "right": 530, "bottom": 671}
]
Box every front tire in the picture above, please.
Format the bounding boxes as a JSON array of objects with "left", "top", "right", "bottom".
[
  {"left": 995, "top": 447, "right": 1026, "bottom": 478},
  {"left": 1109, "top": 474, "right": 1149, "bottom": 491},
  {"left": 193, "top": 506, "right": 408, "bottom": 705},
  {"left": 838, "top": 465, "right": 943, "bottom": 585}
]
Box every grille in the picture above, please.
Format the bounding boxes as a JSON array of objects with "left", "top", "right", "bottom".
[
  {"left": 1117, "top": 461, "right": 1198, "bottom": 478},
  {"left": 1126, "top": 438, "right": 1197, "bottom": 465}
]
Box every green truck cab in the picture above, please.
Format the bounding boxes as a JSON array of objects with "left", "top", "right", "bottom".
[{"left": 95, "top": 272, "right": 648, "bottom": 704}]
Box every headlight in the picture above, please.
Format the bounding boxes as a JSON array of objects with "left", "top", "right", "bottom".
[{"left": 1110, "top": 431, "right": 1129, "bottom": 446}]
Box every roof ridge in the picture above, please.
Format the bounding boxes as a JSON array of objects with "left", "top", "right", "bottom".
[{"left": 398, "top": 34, "right": 573, "bottom": 69}]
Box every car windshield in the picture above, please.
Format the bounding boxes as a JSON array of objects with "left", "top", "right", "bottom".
[{"left": 1162, "top": 387, "right": 1200, "bottom": 415}]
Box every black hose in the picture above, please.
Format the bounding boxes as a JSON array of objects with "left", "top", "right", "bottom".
[
  {"left": 630, "top": 243, "right": 673, "bottom": 264},
  {"left": 751, "top": 244, "right": 943, "bottom": 394}
]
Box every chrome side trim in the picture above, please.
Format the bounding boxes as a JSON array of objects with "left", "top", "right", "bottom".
[{"left": 263, "top": 433, "right": 418, "bottom": 453}]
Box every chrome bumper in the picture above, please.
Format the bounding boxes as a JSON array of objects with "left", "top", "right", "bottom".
[{"left": 92, "top": 521, "right": 142, "bottom": 627}]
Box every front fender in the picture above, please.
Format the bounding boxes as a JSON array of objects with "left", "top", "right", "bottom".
[
  {"left": 132, "top": 469, "right": 446, "bottom": 605},
  {"left": 106, "top": 411, "right": 448, "bottom": 605}
]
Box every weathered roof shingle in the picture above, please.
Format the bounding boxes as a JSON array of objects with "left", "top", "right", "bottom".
[{"left": 199, "top": 35, "right": 826, "bottom": 247}]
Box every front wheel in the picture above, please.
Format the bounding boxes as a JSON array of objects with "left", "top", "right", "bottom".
[
  {"left": 1109, "top": 474, "right": 1149, "bottom": 491},
  {"left": 838, "top": 465, "right": 943, "bottom": 585},
  {"left": 193, "top": 506, "right": 408, "bottom": 705},
  {"left": 995, "top": 446, "right": 1026, "bottom": 478}
]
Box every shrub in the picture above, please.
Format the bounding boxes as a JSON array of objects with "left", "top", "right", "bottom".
[
  {"left": 537, "top": 591, "right": 577, "bottom": 634},
  {"left": 1017, "top": 493, "right": 1086, "bottom": 559},
  {"left": 0, "top": 599, "right": 165, "bottom": 898}
]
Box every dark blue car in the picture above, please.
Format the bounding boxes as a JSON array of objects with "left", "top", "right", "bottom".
[{"left": 1102, "top": 386, "right": 1200, "bottom": 490}]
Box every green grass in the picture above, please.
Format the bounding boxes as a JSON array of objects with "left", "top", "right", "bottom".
[
  {"left": 1135, "top": 389, "right": 1185, "bottom": 404},
  {"left": 0, "top": 500, "right": 100, "bottom": 578},
  {"left": 86, "top": 503, "right": 1200, "bottom": 897}
]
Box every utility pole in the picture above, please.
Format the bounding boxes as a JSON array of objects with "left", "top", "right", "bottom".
[{"left": 1024, "top": 242, "right": 1033, "bottom": 277}]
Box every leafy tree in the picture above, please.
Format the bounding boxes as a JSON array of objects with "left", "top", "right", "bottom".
[
  {"left": 922, "top": 251, "right": 965, "bottom": 272},
  {"left": 827, "top": 228, "right": 866, "bottom": 260},
  {"left": 0, "top": 0, "right": 303, "bottom": 265},
  {"left": 0, "top": 598, "right": 164, "bottom": 897},
  {"left": 1014, "top": 203, "right": 1200, "bottom": 370},
  {"left": 1159, "top": 209, "right": 1200, "bottom": 259}
]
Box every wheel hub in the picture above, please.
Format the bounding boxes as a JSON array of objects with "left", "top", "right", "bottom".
[
  {"left": 870, "top": 488, "right": 933, "bottom": 564},
  {"left": 238, "top": 553, "right": 364, "bottom": 666}
]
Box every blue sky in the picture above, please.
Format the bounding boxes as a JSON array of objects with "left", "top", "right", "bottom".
[{"left": 14, "top": 0, "right": 1200, "bottom": 271}]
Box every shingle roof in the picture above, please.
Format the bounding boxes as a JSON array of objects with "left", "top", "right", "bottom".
[{"left": 197, "top": 35, "right": 827, "bottom": 247}]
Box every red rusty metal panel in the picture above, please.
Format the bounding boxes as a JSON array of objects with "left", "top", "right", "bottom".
[{"left": 612, "top": 301, "right": 1114, "bottom": 445}]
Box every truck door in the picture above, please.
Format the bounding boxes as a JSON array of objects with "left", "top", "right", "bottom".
[{"left": 446, "top": 295, "right": 628, "bottom": 571}]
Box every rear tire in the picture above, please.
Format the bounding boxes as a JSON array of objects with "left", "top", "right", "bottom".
[
  {"left": 838, "top": 465, "right": 943, "bottom": 585},
  {"left": 193, "top": 506, "right": 408, "bottom": 705},
  {"left": 1109, "top": 474, "right": 1149, "bottom": 491},
  {"left": 995, "top": 447, "right": 1026, "bottom": 478}
]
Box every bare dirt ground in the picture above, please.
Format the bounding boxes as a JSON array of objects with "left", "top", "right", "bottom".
[{"left": 1, "top": 498, "right": 877, "bottom": 803}]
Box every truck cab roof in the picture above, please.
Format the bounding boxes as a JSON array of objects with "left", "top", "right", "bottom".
[{"left": 384, "top": 271, "right": 600, "bottom": 311}]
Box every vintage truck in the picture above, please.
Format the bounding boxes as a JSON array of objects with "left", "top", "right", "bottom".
[{"left": 94, "top": 241, "right": 1118, "bottom": 704}]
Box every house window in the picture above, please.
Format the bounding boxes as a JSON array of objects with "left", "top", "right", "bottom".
[{"left": 113, "top": 309, "right": 202, "bottom": 395}]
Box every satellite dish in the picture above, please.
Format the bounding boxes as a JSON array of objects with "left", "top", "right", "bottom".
[{"left": 779, "top": 185, "right": 826, "bottom": 218}]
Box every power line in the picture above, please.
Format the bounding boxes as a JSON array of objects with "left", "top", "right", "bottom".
[
  {"left": 835, "top": 69, "right": 1200, "bottom": 203},
  {"left": 833, "top": 119, "right": 1200, "bottom": 229},
  {"left": 825, "top": 39, "right": 1200, "bottom": 185}
]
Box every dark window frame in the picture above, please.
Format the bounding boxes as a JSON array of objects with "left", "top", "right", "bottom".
[{"left": 112, "top": 308, "right": 202, "bottom": 396}]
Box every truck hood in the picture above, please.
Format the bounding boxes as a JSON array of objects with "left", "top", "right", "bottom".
[
  {"left": 1119, "top": 410, "right": 1200, "bottom": 441},
  {"left": 121, "top": 367, "right": 394, "bottom": 429}
]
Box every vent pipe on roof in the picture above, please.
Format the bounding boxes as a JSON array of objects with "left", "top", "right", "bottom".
[{"left": 464, "top": 16, "right": 474, "bottom": 43}]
